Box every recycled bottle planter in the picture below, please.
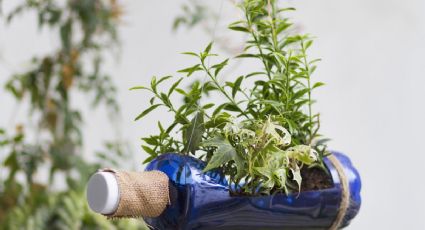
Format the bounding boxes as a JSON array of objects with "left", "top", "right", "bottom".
[{"left": 87, "top": 152, "right": 361, "bottom": 230}]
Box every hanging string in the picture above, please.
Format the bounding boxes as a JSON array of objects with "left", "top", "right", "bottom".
[{"left": 328, "top": 154, "right": 350, "bottom": 230}]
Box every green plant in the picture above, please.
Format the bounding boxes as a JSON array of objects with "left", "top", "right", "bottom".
[
  {"left": 133, "top": 0, "right": 329, "bottom": 196},
  {"left": 0, "top": 0, "right": 146, "bottom": 228}
]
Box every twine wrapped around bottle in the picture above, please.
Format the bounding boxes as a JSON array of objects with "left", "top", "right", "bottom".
[
  {"left": 99, "top": 169, "right": 170, "bottom": 219},
  {"left": 328, "top": 154, "right": 351, "bottom": 230}
]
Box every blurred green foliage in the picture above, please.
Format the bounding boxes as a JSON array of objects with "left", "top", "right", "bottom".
[
  {"left": 173, "top": 0, "right": 208, "bottom": 31},
  {"left": 0, "top": 1, "right": 146, "bottom": 229}
]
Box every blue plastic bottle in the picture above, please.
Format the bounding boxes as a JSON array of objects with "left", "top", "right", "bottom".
[{"left": 144, "top": 152, "right": 361, "bottom": 230}]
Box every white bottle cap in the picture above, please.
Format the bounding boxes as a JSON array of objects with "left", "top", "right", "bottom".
[{"left": 86, "top": 171, "right": 120, "bottom": 215}]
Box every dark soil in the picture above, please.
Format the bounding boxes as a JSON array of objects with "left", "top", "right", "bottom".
[{"left": 300, "top": 166, "right": 333, "bottom": 192}]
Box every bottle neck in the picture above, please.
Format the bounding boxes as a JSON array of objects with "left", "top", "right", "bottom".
[{"left": 87, "top": 169, "right": 170, "bottom": 218}]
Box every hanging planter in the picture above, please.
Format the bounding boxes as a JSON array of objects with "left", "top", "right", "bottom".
[
  {"left": 144, "top": 152, "right": 360, "bottom": 229},
  {"left": 86, "top": 0, "right": 361, "bottom": 229},
  {"left": 87, "top": 152, "right": 361, "bottom": 229}
]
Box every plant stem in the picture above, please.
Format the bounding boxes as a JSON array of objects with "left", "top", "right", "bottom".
[
  {"left": 283, "top": 51, "right": 291, "bottom": 113},
  {"left": 200, "top": 61, "right": 250, "bottom": 119},
  {"left": 245, "top": 10, "right": 272, "bottom": 81},
  {"left": 301, "top": 41, "right": 313, "bottom": 144},
  {"left": 245, "top": 3, "right": 281, "bottom": 101},
  {"left": 155, "top": 91, "right": 191, "bottom": 124},
  {"left": 267, "top": 0, "right": 279, "bottom": 53}
]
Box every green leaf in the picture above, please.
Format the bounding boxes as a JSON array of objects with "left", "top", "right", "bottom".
[
  {"left": 166, "top": 122, "right": 179, "bottom": 134},
  {"left": 278, "top": 7, "right": 296, "bottom": 13},
  {"left": 273, "top": 168, "right": 288, "bottom": 193},
  {"left": 204, "top": 42, "right": 213, "bottom": 54},
  {"left": 223, "top": 103, "right": 240, "bottom": 112},
  {"left": 204, "top": 112, "right": 231, "bottom": 129},
  {"left": 134, "top": 104, "right": 162, "bottom": 121},
  {"left": 184, "top": 112, "right": 205, "bottom": 154},
  {"left": 0, "top": 140, "right": 9, "bottom": 147},
  {"left": 228, "top": 26, "right": 249, "bottom": 33},
  {"left": 150, "top": 76, "right": 158, "bottom": 92},
  {"left": 254, "top": 167, "right": 275, "bottom": 189},
  {"left": 309, "top": 65, "right": 317, "bottom": 75},
  {"left": 142, "top": 145, "right": 156, "bottom": 155},
  {"left": 143, "top": 155, "right": 156, "bottom": 164},
  {"left": 235, "top": 53, "right": 258, "bottom": 59},
  {"left": 129, "top": 86, "right": 151, "bottom": 91},
  {"left": 142, "top": 137, "right": 159, "bottom": 146},
  {"left": 286, "top": 145, "right": 318, "bottom": 165},
  {"left": 312, "top": 82, "right": 325, "bottom": 89},
  {"left": 175, "top": 88, "right": 187, "bottom": 96},
  {"left": 304, "top": 40, "right": 313, "bottom": 50},
  {"left": 178, "top": 64, "right": 203, "bottom": 77},
  {"left": 211, "top": 58, "right": 229, "bottom": 76},
  {"left": 309, "top": 58, "right": 322, "bottom": 65},
  {"left": 290, "top": 164, "right": 302, "bottom": 192},
  {"left": 202, "top": 103, "right": 215, "bottom": 110},
  {"left": 60, "top": 19, "right": 72, "bottom": 51},
  {"left": 202, "top": 136, "right": 244, "bottom": 176},
  {"left": 149, "top": 97, "right": 156, "bottom": 105},
  {"left": 276, "top": 21, "right": 292, "bottom": 34},
  {"left": 315, "top": 138, "right": 331, "bottom": 146},
  {"left": 168, "top": 78, "right": 184, "bottom": 96},
  {"left": 246, "top": 72, "right": 266, "bottom": 78},
  {"left": 181, "top": 52, "right": 199, "bottom": 57},
  {"left": 212, "top": 103, "right": 228, "bottom": 116},
  {"left": 228, "top": 20, "right": 245, "bottom": 27},
  {"left": 292, "top": 88, "right": 310, "bottom": 100},
  {"left": 262, "top": 118, "right": 291, "bottom": 146},
  {"left": 157, "top": 75, "right": 172, "bottom": 85},
  {"left": 232, "top": 76, "right": 244, "bottom": 98}
]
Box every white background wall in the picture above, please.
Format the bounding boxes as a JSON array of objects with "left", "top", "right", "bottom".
[{"left": 1, "top": 0, "right": 425, "bottom": 229}]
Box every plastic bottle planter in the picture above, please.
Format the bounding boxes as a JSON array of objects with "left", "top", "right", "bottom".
[
  {"left": 143, "top": 152, "right": 361, "bottom": 230},
  {"left": 86, "top": 152, "right": 361, "bottom": 230}
]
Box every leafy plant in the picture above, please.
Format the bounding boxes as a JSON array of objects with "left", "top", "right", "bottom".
[
  {"left": 0, "top": 0, "right": 146, "bottom": 229},
  {"left": 1, "top": 182, "right": 142, "bottom": 230},
  {"left": 134, "top": 0, "right": 330, "bottom": 196}
]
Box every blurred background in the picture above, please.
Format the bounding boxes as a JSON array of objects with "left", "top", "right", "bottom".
[{"left": 1, "top": 0, "right": 424, "bottom": 229}]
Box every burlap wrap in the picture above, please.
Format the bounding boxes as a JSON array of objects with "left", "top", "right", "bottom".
[{"left": 101, "top": 169, "right": 170, "bottom": 219}]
